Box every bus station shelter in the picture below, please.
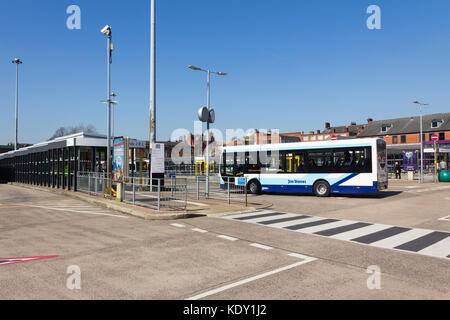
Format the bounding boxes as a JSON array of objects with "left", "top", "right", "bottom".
[{"left": 0, "top": 132, "right": 107, "bottom": 189}]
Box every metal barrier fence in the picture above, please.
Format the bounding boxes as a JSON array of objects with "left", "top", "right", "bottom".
[
  {"left": 181, "top": 175, "right": 247, "bottom": 205},
  {"left": 76, "top": 172, "right": 246, "bottom": 210},
  {"left": 123, "top": 177, "right": 187, "bottom": 211},
  {"left": 77, "top": 172, "right": 109, "bottom": 197}
]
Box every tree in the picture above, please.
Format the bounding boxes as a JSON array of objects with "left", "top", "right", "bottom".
[{"left": 49, "top": 124, "right": 97, "bottom": 140}]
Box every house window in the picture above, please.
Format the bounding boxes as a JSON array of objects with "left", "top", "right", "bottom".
[
  {"left": 431, "top": 120, "right": 443, "bottom": 129},
  {"left": 401, "top": 135, "right": 406, "bottom": 144},
  {"left": 392, "top": 136, "right": 398, "bottom": 144},
  {"left": 439, "top": 132, "right": 445, "bottom": 140},
  {"left": 381, "top": 124, "right": 392, "bottom": 133}
]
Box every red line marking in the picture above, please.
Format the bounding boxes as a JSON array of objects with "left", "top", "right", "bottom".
[{"left": 0, "top": 255, "right": 59, "bottom": 267}]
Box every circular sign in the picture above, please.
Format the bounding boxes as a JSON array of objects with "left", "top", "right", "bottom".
[
  {"left": 208, "top": 109, "right": 215, "bottom": 124},
  {"left": 431, "top": 134, "right": 439, "bottom": 141},
  {"left": 198, "top": 107, "right": 209, "bottom": 122},
  {"left": 331, "top": 135, "right": 337, "bottom": 141}
]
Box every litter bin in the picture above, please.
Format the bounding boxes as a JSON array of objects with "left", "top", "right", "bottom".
[{"left": 439, "top": 170, "right": 450, "bottom": 182}]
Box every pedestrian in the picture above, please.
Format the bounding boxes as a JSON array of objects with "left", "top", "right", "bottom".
[
  {"left": 395, "top": 161, "right": 402, "bottom": 179},
  {"left": 439, "top": 159, "right": 447, "bottom": 172}
]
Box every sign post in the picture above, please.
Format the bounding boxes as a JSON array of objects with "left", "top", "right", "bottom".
[{"left": 432, "top": 134, "right": 439, "bottom": 182}]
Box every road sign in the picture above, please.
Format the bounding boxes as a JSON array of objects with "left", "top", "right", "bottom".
[
  {"left": 331, "top": 135, "right": 337, "bottom": 141},
  {"left": 431, "top": 134, "right": 439, "bottom": 141}
]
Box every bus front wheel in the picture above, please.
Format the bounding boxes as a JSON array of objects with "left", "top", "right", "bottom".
[
  {"left": 248, "top": 180, "right": 261, "bottom": 195},
  {"left": 313, "top": 180, "right": 331, "bottom": 197}
]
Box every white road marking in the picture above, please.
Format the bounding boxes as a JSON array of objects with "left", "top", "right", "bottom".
[
  {"left": 28, "top": 205, "right": 128, "bottom": 218},
  {"left": 185, "top": 258, "right": 317, "bottom": 300},
  {"left": 217, "top": 235, "right": 238, "bottom": 241},
  {"left": 266, "top": 216, "right": 325, "bottom": 229},
  {"left": 417, "top": 237, "right": 450, "bottom": 258},
  {"left": 171, "top": 223, "right": 185, "bottom": 228},
  {"left": 249, "top": 243, "right": 273, "bottom": 250},
  {"left": 438, "top": 215, "right": 450, "bottom": 221},
  {"left": 298, "top": 220, "right": 357, "bottom": 234},
  {"left": 445, "top": 197, "right": 450, "bottom": 201},
  {"left": 222, "top": 210, "right": 274, "bottom": 219},
  {"left": 192, "top": 228, "right": 208, "bottom": 233},
  {"left": 370, "top": 229, "right": 434, "bottom": 249},
  {"left": 288, "top": 253, "right": 317, "bottom": 260},
  {"left": 242, "top": 213, "right": 299, "bottom": 224},
  {"left": 329, "top": 224, "right": 391, "bottom": 241}
]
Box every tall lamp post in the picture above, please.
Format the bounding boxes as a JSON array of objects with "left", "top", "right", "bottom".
[
  {"left": 101, "top": 25, "right": 113, "bottom": 197},
  {"left": 149, "top": 0, "right": 156, "bottom": 183},
  {"left": 188, "top": 65, "right": 227, "bottom": 197},
  {"left": 413, "top": 100, "right": 429, "bottom": 183},
  {"left": 12, "top": 58, "right": 23, "bottom": 150}
]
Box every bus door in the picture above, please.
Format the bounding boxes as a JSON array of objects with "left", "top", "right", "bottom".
[{"left": 195, "top": 160, "right": 205, "bottom": 176}]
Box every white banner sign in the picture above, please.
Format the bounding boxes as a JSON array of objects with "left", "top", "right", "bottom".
[{"left": 151, "top": 143, "right": 165, "bottom": 174}]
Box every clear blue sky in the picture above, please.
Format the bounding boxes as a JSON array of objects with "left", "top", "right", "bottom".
[{"left": 1, "top": 0, "right": 450, "bottom": 144}]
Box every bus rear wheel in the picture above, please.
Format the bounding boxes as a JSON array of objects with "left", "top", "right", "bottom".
[
  {"left": 248, "top": 180, "right": 261, "bottom": 195},
  {"left": 313, "top": 180, "right": 331, "bottom": 197}
]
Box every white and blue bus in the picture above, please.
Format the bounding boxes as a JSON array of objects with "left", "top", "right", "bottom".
[{"left": 219, "top": 138, "right": 388, "bottom": 197}]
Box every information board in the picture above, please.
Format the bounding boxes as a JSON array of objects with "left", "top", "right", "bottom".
[{"left": 151, "top": 143, "right": 165, "bottom": 174}]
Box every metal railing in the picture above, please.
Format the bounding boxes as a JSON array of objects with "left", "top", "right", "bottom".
[
  {"left": 76, "top": 172, "right": 247, "bottom": 210},
  {"left": 181, "top": 175, "right": 247, "bottom": 205},
  {"left": 123, "top": 177, "right": 187, "bottom": 211},
  {"left": 77, "top": 172, "right": 109, "bottom": 197}
]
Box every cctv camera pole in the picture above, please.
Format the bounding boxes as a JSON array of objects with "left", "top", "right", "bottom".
[
  {"left": 106, "top": 29, "right": 112, "bottom": 198},
  {"left": 12, "top": 59, "right": 22, "bottom": 151},
  {"left": 149, "top": 0, "right": 156, "bottom": 185}
]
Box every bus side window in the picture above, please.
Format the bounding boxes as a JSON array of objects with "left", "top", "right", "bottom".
[{"left": 294, "top": 153, "right": 306, "bottom": 173}]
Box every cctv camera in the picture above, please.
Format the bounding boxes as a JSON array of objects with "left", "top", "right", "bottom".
[{"left": 101, "top": 25, "right": 111, "bottom": 35}]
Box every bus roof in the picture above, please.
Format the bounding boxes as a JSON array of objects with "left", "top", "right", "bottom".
[{"left": 222, "top": 138, "right": 383, "bottom": 152}]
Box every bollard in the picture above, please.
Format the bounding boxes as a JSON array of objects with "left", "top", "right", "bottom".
[
  {"left": 157, "top": 179, "right": 161, "bottom": 211},
  {"left": 245, "top": 177, "right": 248, "bottom": 207},
  {"left": 184, "top": 182, "right": 188, "bottom": 211},
  {"left": 227, "top": 178, "right": 231, "bottom": 205},
  {"left": 196, "top": 176, "right": 199, "bottom": 200},
  {"left": 132, "top": 179, "right": 136, "bottom": 205},
  {"left": 88, "top": 174, "right": 91, "bottom": 195},
  {"left": 171, "top": 177, "right": 174, "bottom": 197}
]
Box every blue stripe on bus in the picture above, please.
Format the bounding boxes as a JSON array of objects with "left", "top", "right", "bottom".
[
  {"left": 221, "top": 173, "right": 378, "bottom": 194},
  {"left": 261, "top": 182, "right": 378, "bottom": 194}
]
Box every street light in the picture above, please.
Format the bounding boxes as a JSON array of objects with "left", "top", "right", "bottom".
[
  {"left": 188, "top": 65, "right": 227, "bottom": 198},
  {"left": 12, "top": 58, "right": 23, "bottom": 150},
  {"left": 413, "top": 100, "right": 429, "bottom": 183},
  {"left": 101, "top": 25, "right": 113, "bottom": 197}
]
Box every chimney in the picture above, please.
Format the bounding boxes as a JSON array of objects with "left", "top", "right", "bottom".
[
  {"left": 350, "top": 122, "right": 356, "bottom": 126},
  {"left": 325, "top": 122, "right": 331, "bottom": 129},
  {"left": 367, "top": 118, "right": 373, "bottom": 123},
  {"left": 309, "top": 131, "right": 314, "bottom": 134},
  {"left": 316, "top": 130, "right": 321, "bottom": 134}
]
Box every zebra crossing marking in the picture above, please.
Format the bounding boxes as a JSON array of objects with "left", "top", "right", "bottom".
[{"left": 222, "top": 211, "right": 450, "bottom": 260}]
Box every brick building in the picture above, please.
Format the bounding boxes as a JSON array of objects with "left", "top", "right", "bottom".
[{"left": 358, "top": 113, "right": 450, "bottom": 172}]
